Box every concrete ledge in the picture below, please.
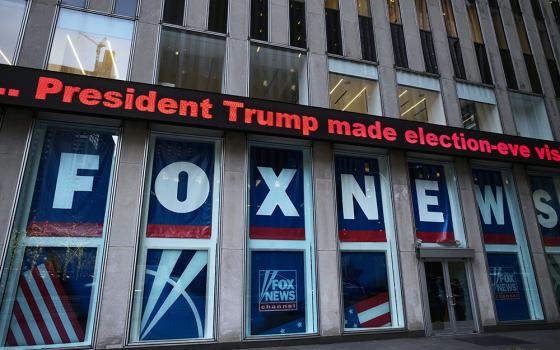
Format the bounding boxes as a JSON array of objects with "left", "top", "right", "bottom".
[
  {"left": 123, "top": 330, "right": 425, "bottom": 349},
  {"left": 483, "top": 322, "right": 560, "bottom": 333}
]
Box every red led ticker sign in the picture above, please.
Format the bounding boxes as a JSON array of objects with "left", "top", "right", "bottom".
[{"left": 1, "top": 64, "right": 560, "bottom": 167}]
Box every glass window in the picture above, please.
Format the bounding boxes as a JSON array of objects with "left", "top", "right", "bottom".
[
  {"left": 114, "top": 0, "right": 138, "bottom": 17},
  {"left": 335, "top": 153, "right": 404, "bottom": 330},
  {"left": 47, "top": 9, "right": 133, "bottom": 80},
  {"left": 251, "top": 0, "right": 268, "bottom": 40},
  {"left": 163, "top": 0, "right": 185, "bottom": 25},
  {"left": 358, "top": 0, "right": 376, "bottom": 62},
  {"left": 0, "top": 122, "right": 119, "bottom": 347},
  {"left": 329, "top": 73, "right": 381, "bottom": 115},
  {"left": 510, "top": 92, "right": 553, "bottom": 140},
  {"left": 398, "top": 85, "right": 445, "bottom": 125},
  {"left": 289, "top": 0, "right": 306, "bottom": 48},
  {"left": 547, "top": 254, "right": 560, "bottom": 307},
  {"left": 552, "top": 0, "right": 560, "bottom": 25},
  {"left": 408, "top": 161, "right": 465, "bottom": 245},
  {"left": 130, "top": 135, "right": 221, "bottom": 342},
  {"left": 157, "top": 29, "right": 225, "bottom": 92},
  {"left": 466, "top": 0, "right": 483, "bottom": 44},
  {"left": 387, "top": 0, "right": 402, "bottom": 24},
  {"left": 441, "top": 0, "right": 458, "bottom": 38},
  {"left": 416, "top": 0, "right": 431, "bottom": 31},
  {"left": 0, "top": 0, "right": 28, "bottom": 65},
  {"left": 472, "top": 168, "right": 544, "bottom": 321},
  {"left": 325, "top": 0, "right": 342, "bottom": 55},
  {"left": 250, "top": 45, "right": 308, "bottom": 104},
  {"left": 247, "top": 145, "right": 316, "bottom": 336},
  {"left": 208, "top": 0, "right": 228, "bottom": 34},
  {"left": 532, "top": 0, "right": 560, "bottom": 97},
  {"left": 61, "top": 0, "right": 85, "bottom": 7},
  {"left": 459, "top": 100, "right": 502, "bottom": 133},
  {"left": 489, "top": 0, "right": 517, "bottom": 89}
]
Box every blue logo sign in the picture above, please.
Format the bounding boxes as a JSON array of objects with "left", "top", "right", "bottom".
[{"left": 259, "top": 270, "right": 297, "bottom": 312}]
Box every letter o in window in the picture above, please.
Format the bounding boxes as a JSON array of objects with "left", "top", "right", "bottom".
[{"left": 154, "top": 161, "right": 210, "bottom": 213}]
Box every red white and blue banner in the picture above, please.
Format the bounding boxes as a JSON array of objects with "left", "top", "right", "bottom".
[
  {"left": 250, "top": 251, "right": 306, "bottom": 335},
  {"left": 409, "top": 163, "right": 455, "bottom": 243},
  {"left": 5, "top": 247, "right": 95, "bottom": 347},
  {"left": 139, "top": 249, "right": 208, "bottom": 341},
  {"left": 249, "top": 148, "right": 305, "bottom": 240},
  {"left": 487, "top": 253, "right": 530, "bottom": 321},
  {"left": 341, "top": 252, "right": 391, "bottom": 329},
  {"left": 473, "top": 169, "right": 516, "bottom": 245},
  {"left": 26, "top": 128, "right": 115, "bottom": 237},
  {"left": 529, "top": 176, "right": 560, "bottom": 246},
  {"left": 335, "top": 156, "right": 386, "bottom": 242},
  {"left": 146, "top": 139, "right": 214, "bottom": 238}
]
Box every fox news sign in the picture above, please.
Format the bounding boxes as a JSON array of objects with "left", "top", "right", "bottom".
[{"left": 258, "top": 270, "right": 298, "bottom": 312}]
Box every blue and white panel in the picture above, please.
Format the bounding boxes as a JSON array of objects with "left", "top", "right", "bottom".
[
  {"left": 26, "top": 128, "right": 115, "bottom": 237},
  {"left": 409, "top": 163, "right": 455, "bottom": 243},
  {"left": 250, "top": 251, "right": 306, "bottom": 335},
  {"left": 139, "top": 249, "right": 208, "bottom": 341},
  {"left": 146, "top": 139, "right": 214, "bottom": 239},
  {"left": 341, "top": 252, "right": 391, "bottom": 329},
  {"left": 249, "top": 148, "right": 305, "bottom": 240},
  {"left": 335, "top": 156, "right": 386, "bottom": 242},
  {"left": 472, "top": 169, "right": 516, "bottom": 245},
  {"left": 529, "top": 176, "right": 560, "bottom": 247},
  {"left": 487, "top": 253, "right": 530, "bottom": 321}
]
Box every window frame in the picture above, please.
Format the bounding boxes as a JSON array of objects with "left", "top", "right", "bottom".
[
  {"left": 244, "top": 138, "right": 317, "bottom": 338},
  {"left": 0, "top": 119, "right": 121, "bottom": 349},
  {"left": 0, "top": 0, "right": 32, "bottom": 66},
  {"left": 333, "top": 146, "right": 405, "bottom": 332},
  {"left": 128, "top": 130, "right": 223, "bottom": 344}
]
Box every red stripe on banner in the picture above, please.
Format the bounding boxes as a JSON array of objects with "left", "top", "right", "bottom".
[
  {"left": 27, "top": 221, "right": 103, "bottom": 237},
  {"left": 355, "top": 292, "right": 389, "bottom": 314},
  {"left": 544, "top": 236, "right": 560, "bottom": 246},
  {"left": 249, "top": 227, "right": 305, "bottom": 240},
  {"left": 13, "top": 302, "right": 35, "bottom": 345},
  {"left": 31, "top": 267, "right": 71, "bottom": 344},
  {"left": 416, "top": 231, "right": 455, "bottom": 243},
  {"left": 339, "top": 230, "right": 386, "bottom": 242},
  {"left": 360, "top": 312, "right": 391, "bottom": 328},
  {"left": 44, "top": 262, "right": 84, "bottom": 341},
  {"left": 19, "top": 275, "right": 54, "bottom": 344},
  {"left": 484, "top": 233, "right": 517, "bottom": 244},
  {"left": 6, "top": 329, "right": 17, "bottom": 346},
  {"left": 146, "top": 224, "right": 211, "bottom": 239}
]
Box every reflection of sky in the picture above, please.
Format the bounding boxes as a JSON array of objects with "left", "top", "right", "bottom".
[
  {"left": 0, "top": 0, "right": 27, "bottom": 63},
  {"left": 49, "top": 9, "right": 133, "bottom": 76}
]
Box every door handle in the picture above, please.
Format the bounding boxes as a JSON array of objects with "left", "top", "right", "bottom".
[{"left": 447, "top": 295, "right": 456, "bottom": 306}]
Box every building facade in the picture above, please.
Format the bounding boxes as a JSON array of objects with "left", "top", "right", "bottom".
[{"left": 0, "top": 0, "right": 560, "bottom": 348}]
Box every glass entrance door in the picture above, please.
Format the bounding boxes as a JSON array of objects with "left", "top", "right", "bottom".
[{"left": 424, "top": 260, "right": 476, "bottom": 335}]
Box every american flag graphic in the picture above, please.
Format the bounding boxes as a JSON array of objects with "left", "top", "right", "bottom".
[
  {"left": 5, "top": 262, "right": 84, "bottom": 346},
  {"left": 344, "top": 292, "right": 391, "bottom": 329}
]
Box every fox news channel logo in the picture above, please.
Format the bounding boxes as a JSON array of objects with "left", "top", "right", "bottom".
[
  {"left": 491, "top": 267, "right": 521, "bottom": 300},
  {"left": 258, "top": 270, "right": 297, "bottom": 312}
]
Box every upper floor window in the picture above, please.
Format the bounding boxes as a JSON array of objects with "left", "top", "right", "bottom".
[
  {"left": 510, "top": 92, "right": 553, "bottom": 140},
  {"left": 62, "top": 0, "right": 138, "bottom": 17},
  {"left": 157, "top": 29, "right": 225, "bottom": 92},
  {"left": 531, "top": 0, "right": 560, "bottom": 97},
  {"left": 208, "top": 0, "right": 229, "bottom": 34},
  {"left": 510, "top": 0, "right": 542, "bottom": 94},
  {"left": 0, "top": 0, "right": 28, "bottom": 65},
  {"left": 441, "top": 0, "right": 466, "bottom": 79},
  {"left": 163, "top": 0, "right": 185, "bottom": 25},
  {"left": 457, "top": 82, "right": 502, "bottom": 133},
  {"left": 489, "top": 0, "right": 517, "bottom": 89},
  {"left": 358, "top": 0, "right": 376, "bottom": 61},
  {"left": 387, "top": 0, "right": 408, "bottom": 68},
  {"left": 251, "top": 0, "right": 268, "bottom": 40},
  {"left": 47, "top": 9, "right": 134, "bottom": 80},
  {"left": 250, "top": 45, "right": 308, "bottom": 104},
  {"left": 416, "top": 0, "right": 438, "bottom": 74},
  {"left": 466, "top": 0, "right": 492, "bottom": 84},
  {"left": 325, "top": 0, "right": 342, "bottom": 55},
  {"left": 290, "top": 0, "right": 306, "bottom": 48},
  {"left": 551, "top": 0, "right": 560, "bottom": 26}
]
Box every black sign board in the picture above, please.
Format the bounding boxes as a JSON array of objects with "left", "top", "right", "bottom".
[{"left": 1, "top": 65, "right": 559, "bottom": 167}]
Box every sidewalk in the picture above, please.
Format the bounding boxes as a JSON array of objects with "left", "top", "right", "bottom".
[{"left": 249, "top": 329, "right": 560, "bottom": 350}]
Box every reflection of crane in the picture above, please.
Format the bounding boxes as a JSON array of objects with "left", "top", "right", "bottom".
[{"left": 77, "top": 32, "right": 119, "bottom": 78}]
